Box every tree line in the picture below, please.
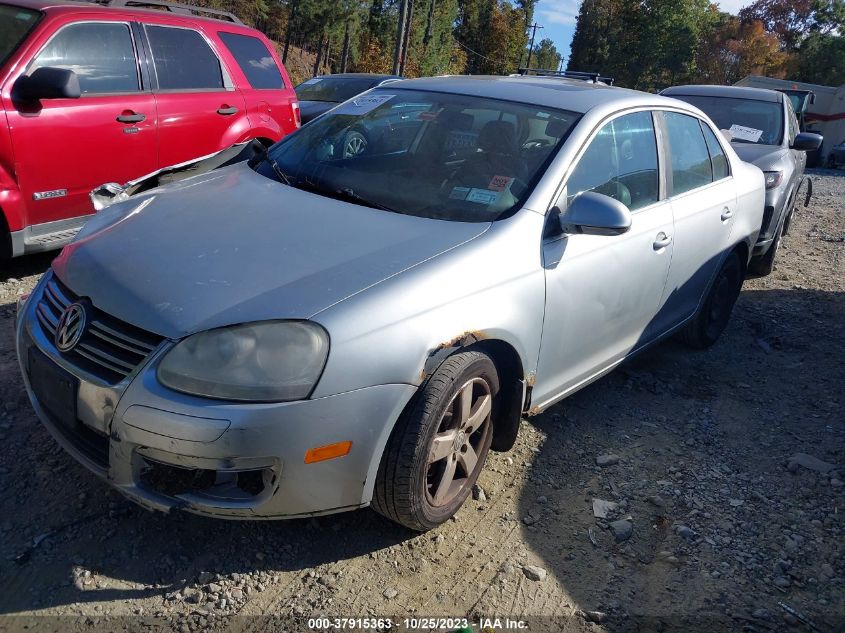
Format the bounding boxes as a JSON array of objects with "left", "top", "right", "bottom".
[
  {"left": 184, "top": 0, "right": 561, "bottom": 82},
  {"left": 185, "top": 0, "right": 843, "bottom": 89},
  {"left": 569, "top": 0, "right": 845, "bottom": 90}
]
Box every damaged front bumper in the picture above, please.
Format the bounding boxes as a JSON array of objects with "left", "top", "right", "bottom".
[{"left": 16, "top": 276, "right": 414, "bottom": 519}]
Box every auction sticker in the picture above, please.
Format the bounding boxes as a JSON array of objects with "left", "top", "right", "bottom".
[
  {"left": 334, "top": 94, "right": 395, "bottom": 115},
  {"left": 449, "top": 186, "right": 470, "bottom": 200},
  {"left": 466, "top": 188, "right": 500, "bottom": 205},
  {"left": 728, "top": 124, "right": 763, "bottom": 143},
  {"left": 488, "top": 175, "right": 514, "bottom": 192}
]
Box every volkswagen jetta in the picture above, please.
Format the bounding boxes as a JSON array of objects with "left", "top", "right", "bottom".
[{"left": 17, "top": 76, "right": 764, "bottom": 530}]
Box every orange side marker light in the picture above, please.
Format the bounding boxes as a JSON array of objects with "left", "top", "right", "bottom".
[{"left": 304, "top": 441, "right": 352, "bottom": 464}]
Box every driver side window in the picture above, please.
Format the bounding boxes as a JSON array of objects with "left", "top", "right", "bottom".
[{"left": 566, "top": 111, "right": 659, "bottom": 211}]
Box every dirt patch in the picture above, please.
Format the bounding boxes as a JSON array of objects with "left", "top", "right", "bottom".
[{"left": 0, "top": 172, "right": 842, "bottom": 632}]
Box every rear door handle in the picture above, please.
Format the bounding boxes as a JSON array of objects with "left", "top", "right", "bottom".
[
  {"left": 653, "top": 233, "right": 672, "bottom": 250},
  {"left": 116, "top": 113, "right": 145, "bottom": 124},
  {"left": 721, "top": 207, "right": 734, "bottom": 221},
  {"left": 217, "top": 106, "right": 238, "bottom": 116}
]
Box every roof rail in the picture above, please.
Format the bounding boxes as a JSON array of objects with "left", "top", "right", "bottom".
[
  {"left": 88, "top": 0, "right": 244, "bottom": 24},
  {"left": 518, "top": 68, "right": 615, "bottom": 86}
]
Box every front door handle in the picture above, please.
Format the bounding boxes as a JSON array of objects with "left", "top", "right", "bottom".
[
  {"left": 116, "top": 112, "right": 145, "bottom": 124},
  {"left": 653, "top": 233, "right": 672, "bottom": 250},
  {"left": 217, "top": 106, "right": 239, "bottom": 116},
  {"left": 721, "top": 207, "right": 734, "bottom": 221}
]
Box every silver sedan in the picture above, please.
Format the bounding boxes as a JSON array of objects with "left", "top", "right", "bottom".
[{"left": 17, "top": 76, "right": 764, "bottom": 530}]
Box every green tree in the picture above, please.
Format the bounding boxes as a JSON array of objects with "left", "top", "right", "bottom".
[
  {"left": 532, "top": 37, "right": 561, "bottom": 70},
  {"left": 794, "top": 32, "right": 845, "bottom": 85}
]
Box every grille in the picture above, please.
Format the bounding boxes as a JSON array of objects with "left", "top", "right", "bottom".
[{"left": 35, "top": 274, "right": 164, "bottom": 384}]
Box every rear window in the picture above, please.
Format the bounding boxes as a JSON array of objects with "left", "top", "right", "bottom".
[
  {"left": 670, "top": 94, "right": 784, "bottom": 146},
  {"left": 295, "top": 76, "right": 384, "bottom": 103},
  {"left": 146, "top": 25, "right": 224, "bottom": 91},
  {"left": 0, "top": 4, "right": 40, "bottom": 68},
  {"left": 218, "top": 32, "right": 283, "bottom": 89}
]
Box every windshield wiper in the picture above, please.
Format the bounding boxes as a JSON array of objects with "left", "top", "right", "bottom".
[
  {"left": 265, "top": 155, "right": 294, "bottom": 186},
  {"left": 250, "top": 144, "right": 294, "bottom": 186},
  {"left": 331, "top": 187, "right": 398, "bottom": 213}
]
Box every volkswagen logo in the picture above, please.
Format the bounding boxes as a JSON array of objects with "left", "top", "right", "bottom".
[{"left": 55, "top": 303, "right": 87, "bottom": 353}]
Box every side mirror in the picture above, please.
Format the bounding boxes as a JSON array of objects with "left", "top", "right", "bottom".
[
  {"left": 791, "top": 132, "right": 823, "bottom": 152},
  {"left": 13, "top": 67, "right": 81, "bottom": 102},
  {"left": 559, "top": 191, "right": 632, "bottom": 236}
]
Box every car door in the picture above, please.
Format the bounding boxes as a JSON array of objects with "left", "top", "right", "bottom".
[
  {"left": 533, "top": 111, "right": 674, "bottom": 407},
  {"left": 6, "top": 20, "right": 157, "bottom": 230},
  {"left": 785, "top": 98, "right": 806, "bottom": 183},
  {"left": 216, "top": 31, "right": 298, "bottom": 140},
  {"left": 141, "top": 23, "right": 249, "bottom": 168},
  {"left": 649, "top": 111, "right": 737, "bottom": 334}
]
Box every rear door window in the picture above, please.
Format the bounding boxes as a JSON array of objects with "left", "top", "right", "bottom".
[
  {"left": 701, "top": 123, "right": 730, "bottom": 181},
  {"left": 567, "top": 111, "right": 659, "bottom": 211},
  {"left": 218, "top": 32, "right": 283, "bottom": 89},
  {"left": 145, "top": 25, "right": 224, "bottom": 90},
  {"left": 31, "top": 22, "right": 139, "bottom": 94},
  {"left": 664, "top": 112, "right": 713, "bottom": 195}
]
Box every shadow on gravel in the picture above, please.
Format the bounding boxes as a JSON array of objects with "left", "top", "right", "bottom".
[
  {"left": 0, "top": 252, "right": 55, "bottom": 283},
  {"left": 0, "top": 288, "right": 842, "bottom": 621},
  {"left": 516, "top": 287, "right": 844, "bottom": 630}
]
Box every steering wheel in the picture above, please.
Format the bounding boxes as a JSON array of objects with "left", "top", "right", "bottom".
[{"left": 522, "top": 138, "right": 552, "bottom": 150}]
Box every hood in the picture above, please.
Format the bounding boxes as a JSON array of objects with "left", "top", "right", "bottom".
[
  {"left": 298, "top": 100, "right": 337, "bottom": 123},
  {"left": 731, "top": 143, "right": 788, "bottom": 170},
  {"left": 53, "top": 163, "right": 489, "bottom": 339}
]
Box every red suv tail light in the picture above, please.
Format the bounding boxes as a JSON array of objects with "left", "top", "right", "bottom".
[{"left": 292, "top": 101, "right": 301, "bottom": 128}]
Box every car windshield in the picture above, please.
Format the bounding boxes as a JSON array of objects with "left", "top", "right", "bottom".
[
  {"left": 672, "top": 95, "right": 784, "bottom": 145},
  {"left": 0, "top": 4, "right": 40, "bottom": 68},
  {"left": 295, "top": 76, "right": 388, "bottom": 103},
  {"left": 256, "top": 88, "right": 579, "bottom": 222}
]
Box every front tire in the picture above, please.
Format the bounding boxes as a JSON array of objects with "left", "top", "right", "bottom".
[
  {"left": 372, "top": 351, "right": 498, "bottom": 531},
  {"left": 748, "top": 219, "right": 784, "bottom": 277},
  {"left": 680, "top": 250, "right": 744, "bottom": 349}
]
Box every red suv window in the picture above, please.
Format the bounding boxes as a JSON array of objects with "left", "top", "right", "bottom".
[
  {"left": 31, "top": 22, "right": 140, "bottom": 94},
  {"left": 145, "top": 25, "right": 224, "bottom": 90},
  {"left": 218, "top": 32, "right": 284, "bottom": 90}
]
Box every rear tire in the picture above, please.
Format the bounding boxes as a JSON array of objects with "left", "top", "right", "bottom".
[
  {"left": 680, "top": 251, "right": 744, "bottom": 349},
  {"left": 372, "top": 350, "right": 498, "bottom": 531}
]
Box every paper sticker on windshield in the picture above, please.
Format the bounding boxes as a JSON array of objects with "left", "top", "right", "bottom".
[
  {"left": 729, "top": 124, "right": 763, "bottom": 143},
  {"left": 334, "top": 94, "right": 395, "bottom": 115},
  {"left": 449, "top": 187, "right": 470, "bottom": 200},
  {"left": 488, "top": 175, "right": 514, "bottom": 192},
  {"left": 466, "top": 188, "right": 500, "bottom": 205}
]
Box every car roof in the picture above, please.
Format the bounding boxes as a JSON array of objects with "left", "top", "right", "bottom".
[
  {"left": 7, "top": 0, "right": 251, "bottom": 28},
  {"left": 317, "top": 73, "right": 403, "bottom": 81},
  {"left": 387, "top": 75, "right": 682, "bottom": 115},
  {"left": 662, "top": 84, "right": 783, "bottom": 103}
]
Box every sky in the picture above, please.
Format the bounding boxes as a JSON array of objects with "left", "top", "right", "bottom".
[{"left": 536, "top": 0, "right": 755, "bottom": 69}]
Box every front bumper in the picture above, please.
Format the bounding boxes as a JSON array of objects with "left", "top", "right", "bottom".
[{"left": 16, "top": 278, "right": 415, "bottom": 519}]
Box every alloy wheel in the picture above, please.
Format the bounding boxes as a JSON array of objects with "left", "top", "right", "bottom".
[{"left": 425, "top": 377, "right": 492, "bottom": 507}]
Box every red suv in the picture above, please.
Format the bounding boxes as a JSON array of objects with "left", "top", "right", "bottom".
[{"left": 0, "top": 0, "right": 300, "bottom": 258}]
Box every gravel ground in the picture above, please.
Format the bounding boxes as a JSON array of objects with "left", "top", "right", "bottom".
[{"left": 0, "top": 171, "right": 842, "bottom": 633}]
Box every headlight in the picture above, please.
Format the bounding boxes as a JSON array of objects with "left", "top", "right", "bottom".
[
  {"left": 764, "top": 171, "right": 784, "bottom": 190},
  {"left": 157, "top": 321, "right": 329, "bottom": 402}
]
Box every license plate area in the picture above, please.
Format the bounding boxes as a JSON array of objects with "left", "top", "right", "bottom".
[{"left": 28, "top": 347, "right": 78, "bottom": 430}]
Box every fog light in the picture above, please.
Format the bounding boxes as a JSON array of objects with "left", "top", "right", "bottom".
[{"left": 304, "top": 441, "right": 352, "bottom": 464}]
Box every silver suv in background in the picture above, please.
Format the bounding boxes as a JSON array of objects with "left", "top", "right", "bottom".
[
  {"left": 662, "top": 85, "right": 822, "bottom": 276},
  {"left": 18, "top": 76, "right": 764, "bottom": 531}
]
